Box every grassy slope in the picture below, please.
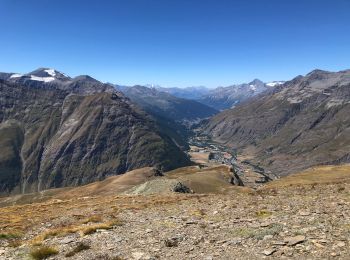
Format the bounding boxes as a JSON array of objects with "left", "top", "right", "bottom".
[
  {"left": 261, "top": 164, "right": 350, "bottom": 189},
  {"left": 0, "top": 167, "right": 158, "bottom": 206},
  {"left": 1, "top": 163, "right": 350, "bottom": 241}
]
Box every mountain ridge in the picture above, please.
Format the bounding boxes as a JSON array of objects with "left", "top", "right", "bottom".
[
  {"left": 0, "top": 70, "right": 191, "bottom": 195},
  {"left": 197, "top": 79, "right": 284, "bottom": 110},
  {"left": 115, "top": 79, "right": 284, "bottom": 111},
  {"left": 202, "top": 69, "right": 350, "bottom": 176},
  {"left": 0, "top": 68, "right": 116, "bottom": 94}
]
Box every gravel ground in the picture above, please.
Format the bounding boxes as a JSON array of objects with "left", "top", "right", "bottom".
[{"left": 1, "top": 182, "right": 350, "bottom": 259}]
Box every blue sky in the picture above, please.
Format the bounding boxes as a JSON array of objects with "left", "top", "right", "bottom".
[{"left": 0, "top": 0, "right": 349, "bottom": 88}]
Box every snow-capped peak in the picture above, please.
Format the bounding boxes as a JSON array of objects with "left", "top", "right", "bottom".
[
  {"left": 8, "top": 68, "right": 60, "bottom": 82},
  {"left": 29, "top": 75, "right": 55, "bottom": 82}
]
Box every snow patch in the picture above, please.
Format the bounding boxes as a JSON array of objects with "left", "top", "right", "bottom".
[
  {"left": 30, "top": 75, "right": 55, "bottom": 82},
  {"left": 249, "top": 84, "right": 257, "bottom": 91},
  {"left": 44, "top": 69, "right": 56, "bottom": 77},
  {"left": 266, "top": 81, "right": 284, "bottom": 87},
  {"left": 10, "top": 74, "right": 23, "bottom": 78}
]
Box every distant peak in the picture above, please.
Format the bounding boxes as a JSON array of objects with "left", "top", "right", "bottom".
[
  {"left": 133, "top": 85, "right": 147, "bottom": 89},
  {"left": 249, "top": 79, "right": 264, "bottom": 85},
  {"left": 131, "top": 85, "right": 153, "bottom": 92},
  {"left": 73, "top": 75, "right": 100, "bottom": 83},
  {"left": 28, "top": 67, "right": 70, "bottom": 80},
  {"left": 306, "top": 69, "right": 330, "bottom": 77}
]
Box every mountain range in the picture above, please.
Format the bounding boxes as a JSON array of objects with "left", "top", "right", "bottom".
[
  {"left": 0, "top": 68, "right": 115, "bottom": 94},
  {"left": 0, "top": 68, "right": 191, "bottom": 195},
  {"left": 197, "top": 79, "right": 284, "bottom": 110},
  {"left": 147, "top": 80, "right": 284, "bottom": 111},
  {"left": 202, "top": 69, "right": 350, "bottom": 176},
  {"left": 1, "top": 67, "right": 350, "bottom": 195}
]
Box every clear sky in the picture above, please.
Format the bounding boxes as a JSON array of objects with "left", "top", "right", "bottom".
[{"left": 0, "top": 0, "right": 349, "bottom": 88}]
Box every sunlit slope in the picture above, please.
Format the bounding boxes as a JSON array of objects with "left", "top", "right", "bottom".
[{"left": 262, "top": 164, "right": 350, "bottom": 189}]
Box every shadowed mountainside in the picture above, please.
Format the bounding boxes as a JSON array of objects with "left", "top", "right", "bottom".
[{"left": 0, "top": 73, "right": 191, "bottom": 195}]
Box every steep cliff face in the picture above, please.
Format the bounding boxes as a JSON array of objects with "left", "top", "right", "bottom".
[
  {"left": 203, "top": 69, "right": 350, "bottom": 176},
  {"left": 0, "top": 80, "right": 190, "bottom": 194}
]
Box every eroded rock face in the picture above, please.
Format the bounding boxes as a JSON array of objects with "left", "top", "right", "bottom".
[
  {"left": 203, "top": 69, "right": 350, "bottom": 176},
  {"left": 0, "top": 80, "right": 190, "bottom": 194}
]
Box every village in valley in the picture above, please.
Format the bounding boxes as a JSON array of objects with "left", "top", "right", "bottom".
[{"left": 187, "top": 129, "right": 271, "bottom": 188}]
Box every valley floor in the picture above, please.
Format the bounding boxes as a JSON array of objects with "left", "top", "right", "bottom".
[
  {"left": 1, "top": 165, "right": 350, "bottom": 259},
  {"left": 188, "top": 131, "right": 270, "bottom": 188}
]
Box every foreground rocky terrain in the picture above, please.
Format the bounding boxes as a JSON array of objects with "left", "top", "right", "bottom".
[{"left": 0, "top": 165, "right": 349, "bottom": 259}]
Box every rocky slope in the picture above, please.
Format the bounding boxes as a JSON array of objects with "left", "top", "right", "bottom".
[
  {"left": 0, "top": 71, "right": 190, "bottom": 195},
  {"left": 198, "top": 79, "right": 283, "bottom": 110},
  {"left": 0, "top": 165, "right": 349, "bottom": 259},
  {"left": 203, "top": 69, "right": 350, "bottom": 176}
]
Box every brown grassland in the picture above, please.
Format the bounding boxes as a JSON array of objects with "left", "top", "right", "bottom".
[{"left": 0, "top": 164, "right": 349, "bottom": 255}]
